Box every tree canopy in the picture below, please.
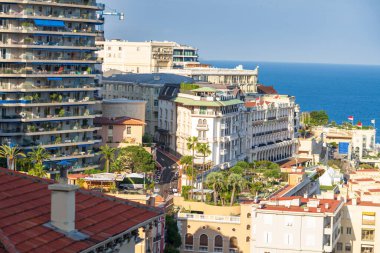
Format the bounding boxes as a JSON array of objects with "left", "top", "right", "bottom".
[
  {"left": 309, "top": 110, "right": 329, "bottom": 126},
  {"left": 114, "top": 146, "right": 154, "bottom": 173}
]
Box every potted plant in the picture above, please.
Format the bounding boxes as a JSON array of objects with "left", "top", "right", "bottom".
[
  {"left": 58, "top": 108, "right": 65, "bottom": 117},
  {"left": 55, "top": 136, "right": 62, "bottom": 144}
]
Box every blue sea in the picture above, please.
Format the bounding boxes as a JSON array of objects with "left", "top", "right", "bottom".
[{"left": 204, "top": 60, "right": 380, "bottom": 142}]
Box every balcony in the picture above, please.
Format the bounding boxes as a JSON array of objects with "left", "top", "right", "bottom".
[
  {"left": 0, "top": 126, "right": 100, "bottom": 136},
  {"left": 0, "top": 0, "right": 105, "bottom": 10},
  {"left": 0, "top": 54, "right": 101, "bottom": 64},
  {"left": 0, "top": 97, "right": 97, "bottom": 107},
  {"left": 196, "top": 124, "right": 208, "bottom": 130},
  {"left": 20, "top": 139, "right": 96, "bottom": 150},
  {"left": 177, "top": 212, "right": 240, "bottom": 224},
  {"left": 0, "top": 112, "right": 99, "bottom": 122},
  {"left": 49, "top": 151, "right": 95, "bottom": 161},
  {"left": 0, "top": 10, "right": 103, "bottom": 24},
  {"left": 0, "top": 24, "right": 101, "bottom": 37},
  {"left": 0, "top": 67, "right": 99, "bottom": 77}
]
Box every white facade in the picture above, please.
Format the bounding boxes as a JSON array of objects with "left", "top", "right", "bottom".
[
  {"left": 97, "top": 40, "right": 198, "bottom": 73},
  {"left": 171, "top": 87, "right": 245, "bottom": 168},
  {"left": 161, "top": 65, "right": 259, "bottom": 93},
  {"left": 245, "top": 95, "right": 298, "bottom": 163},
  {"left": 252, "top": 197, "right": 344, "bottom": 253}
]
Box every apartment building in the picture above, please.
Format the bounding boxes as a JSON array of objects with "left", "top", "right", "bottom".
[
  {"left": 102, "top": 73, "right": 193, "bottom": 137},
  {"left": 245, "top": 94, "right": 299, "bottom": 163},
  {"left": 313, "top": 126, "right": 376, "bottom": 162},
  {"left": 252, "top": 196, "right": 344, "bottom": 253},
  {"left": 174, "top": 196, "right": 252, "bottom": 253},
  {"left": 0, "top": 0, "right": 104, "bottom": 171},
  {"left": 97, "top": 40, "right": 199, "bottom": 73},
  {"left": 161, "top": 65, "right": 259, "bottom": 93},
  {"left": 161, "top": 86, "right": 246, "bottom": 168}
]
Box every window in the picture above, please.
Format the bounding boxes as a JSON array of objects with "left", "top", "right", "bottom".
[
  {"left": 127, "top": 127, "right": 131, "bottom": 135},
  {"left": 118, "top": 47, "right": 122, "bottom": 51},
  {"left": 154, "top": 100, "right": 159, "bottom": 106},
  {"left": 345, "top": 243, "right": 352, "bottom": 252},
  {"left": 184, "top": 233, "right": 193, "bottom": 250},
  {"left": 346, "top": 227, "right": 352, "bottom": 235},
  {"left": 337, "top": 242, "right": 342, "bottom": 251},
  {"left": 361, "top": 229, "right": 375, "bottom": 241},
  {"left": 199, "top": 234, "right": 208, "bottom": 252},
  {"left": 214, "top": 235, "right": 223, "bottom": 252},
  {"left": 361, "top": 245, "right": 374, "bottom": 253},
  {"left": 107, "top": 136, "right": 113, "bottom": 143},
  {"left": 229, "top": 237, "right": 238, "bottom": 253},
  {"left": 362, "top": 212, "right": 376, "bottom": 225}
]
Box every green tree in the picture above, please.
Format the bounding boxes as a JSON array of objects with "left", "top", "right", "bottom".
[
  {"left": 309, "top": 110, "right": 329, "bottom": 126},
  {"left": 236, "top": 161, "right": 249, "bottom": 170},
  {"left": 115, "top": 146, "right": 154, "bottom": 173},
  {"left": 229, "top": 165, "right": 243, "bottom": 175},
  {"left": 28, "top": 162, "right": 46, "bottom": 178},
  {"left": 99, "top": 144, "right": 116, "bottom": 173},
  {"left": 196, "top": 143, "right": 211, "bottom": 202},
  {"left": 206, "top": 172, "right": 225, "bottom": 205},
  {"left": 180, "top": 155, "right": 193, "bottom": 184},
  {"left": 186, "top": 136, "right": 198, "bottom": 199},
  {"left": 28, "top": 146, "right": 50, "bottom": 164},
  {"left": 227, "top": 173, "right": 245, "bottom": 206},
  {"left": 0, "top": 145, "right": 26, "bottom": 171},
  {"left": 165, "top": 215, "right": 181, "bottom": 251}
]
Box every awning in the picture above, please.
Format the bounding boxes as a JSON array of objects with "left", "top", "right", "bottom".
[
  {"left": 47, "top": 77, "right": 62, "bottom": 81},
  {"left": 34, "top": 19, "right": 65, "bottom": 27}
]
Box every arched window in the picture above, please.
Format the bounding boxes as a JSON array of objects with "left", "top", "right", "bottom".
[
  {"left": 214, "top": 235, "right": 223, "bottom": 251},
  {"left": 185, "top": 233, "right": 193, "bottom": 250},
  {"left": 203, "top": 119, "right": 207, "bottom": 124},
  {"left": 198, "top": 119, "right": 202, "bottom": 124},
  {"left": 230, "top": 237, "right": 238, "bottom": 250},
  {"left": 200, "top": 234, "right": 208, "bottom": 251},
  {"left": 247, "top": 213, "right": 251, "bottom": 218},
  {"left": 246, "top": 236, "right": 250, "bottom": 242}
]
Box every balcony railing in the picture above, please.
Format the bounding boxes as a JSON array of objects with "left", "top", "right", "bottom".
[
  {"left": 1, "top": 10, "right": 102, "bottom": 23},
  {"left": 0, "top": 24, "right": 101, "bottom": 36},
  {"left": 1, "top": 0, "right": 104, "bottom": 9},
  {"left": 178, "top": 212, "right": 240, "bottom": 224}
]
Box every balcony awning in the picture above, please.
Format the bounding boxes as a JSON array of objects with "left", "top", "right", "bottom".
[
  {"left": 34, "top": 19, "right": 65, "bottom": 28},
  {"left": 47, "top": 77, "right": 62, "bottom": 81}
]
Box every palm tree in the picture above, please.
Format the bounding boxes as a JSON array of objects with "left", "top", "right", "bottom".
[
  {"left": 99, "top": 144, "right": 116, "bottom": 173},
  {"left": 228, "top": 173, "right": 245, "bottom": 206},
  {"left": 206, "top": 172, "right": 224, "bottom": 205},
  {"left": 196, "top": 142, "right": 211, "bottom": 202},
  {"left": 0, "top": 144, "right": 26, "bottom": 171},
  {"left": 186, "top": 137, "right": 198, "bottom": 198},
  {"left": 180, "top": 155, "right": 193, "bottom": 185},
  {"left": 28, "top": 162, "right": 46, "bottom": 178},
  {"left": 28, "top": 145, "right": 50, "bottom": 164}
]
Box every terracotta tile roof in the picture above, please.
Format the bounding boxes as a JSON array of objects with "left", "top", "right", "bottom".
[
  {"left": 260, "top": 197, "right": 342, "bottom": 214},
  {"left": 0, "top": 168, "right": 163, "bottom": 253},
  {"left": 94, "top": 116, "right": 145, "bottom": 126},
  {"left": 257, "top": 84, "right": 278, "bottom": 94},
  {"left": 354, "top": 178, "right": 374, "bottom": 182},
  {"left": 279, "top": 158, "right": 312, "bottom": 168}
]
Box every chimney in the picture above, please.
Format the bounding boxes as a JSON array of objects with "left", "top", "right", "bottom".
[{"left": 48, "top": 184, "right": 79, "bottom": 233}]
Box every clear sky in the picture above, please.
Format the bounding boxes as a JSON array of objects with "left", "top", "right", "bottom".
[{"left": 103, "top": 0, "right": 380, "bottom": 65}]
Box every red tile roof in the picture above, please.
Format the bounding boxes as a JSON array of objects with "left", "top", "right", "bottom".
[
  {"left": 259, "top": 197, "right": 342, "bottom": 214},
  {"left": 0, "top": 168, "right": 163, "bottom": 253},
  {"left": 257, "top": 84, "right": 278, "bottom": 94},
  {"left": 94, "top": 116, "right": 145, "bottom": 126}
]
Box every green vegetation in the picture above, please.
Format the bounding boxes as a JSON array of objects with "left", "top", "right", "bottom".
[
  {"left": 164, "top": 215, "right": 181, "bottom": 253},
  {"left": 186, "top": 136, "right": 199, "bottom": 199},
  {"left": 99, "top": 144, "right": 116, "bottom": 173},
  {"left": 196, "top": 142, "right": 211, "bottom": 202},
  {"left": 114, "top": 146, "right": 155, "bottom": 173},
  {"left": 142, "top": 133, "right": 153, "bottom": 144},
  {"left": 320, "top": 185, "right": 337, "bottom": 191},
  {"left": 307, "top": 110, "right": 329, "bottom": 126},
  {"left": 0, "top": 145, "right": 26, "bottom": 171},
  {"left": 180, "top": 83, "right": 199, "bottom": 92}
]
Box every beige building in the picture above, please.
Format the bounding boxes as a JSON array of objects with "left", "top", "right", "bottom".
[
  {"left": 174, "top": 196, "right": 251, "bottom": 253},
  {"left": 161, "top": 65, "right": 259, "bottom": 93},
  {"left": 94, "top": 116, "right": 145, "bottom": 148},
  {"left": 313, "top": 126, "right": 376, "bottom": 162},
  {"left": 97, "top": 40, "right": 199, "bottom": 73},
  {"left": 101, "top": 73, "right": 194, "bottom": 136}
]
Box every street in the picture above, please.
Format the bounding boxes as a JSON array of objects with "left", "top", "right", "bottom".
[{"left": 155, "top": 150, "right": 179, "bottom": 198}]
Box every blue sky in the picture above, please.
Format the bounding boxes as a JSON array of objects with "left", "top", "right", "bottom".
[{"left": 103, "top": 0, "right": 380, "bottom": 65}]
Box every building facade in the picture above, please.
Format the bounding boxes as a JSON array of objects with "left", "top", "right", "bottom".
[
  {"left": 169, "top": 87, "right": 246, "bottom": 169},
  {"left": 252, "top": 197, "right": 344, "bottom": 253},
  {"left": 161, "top": 65, "right": 259, "bottom": 93},
  {"left": 101, "top": 73, "right": 193, "bottom": 136},
  {"left": 0, "top": 0, "right": 104, "bottom": 171},
  {"left": 245, "top": 94, "right": 299, "bottom": 163},
  {"left": 97, "top": 40, "right": 199, "bottom": 73},
  {"left": 94, "top": 116, "right": 145, "bottom": 148}
]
